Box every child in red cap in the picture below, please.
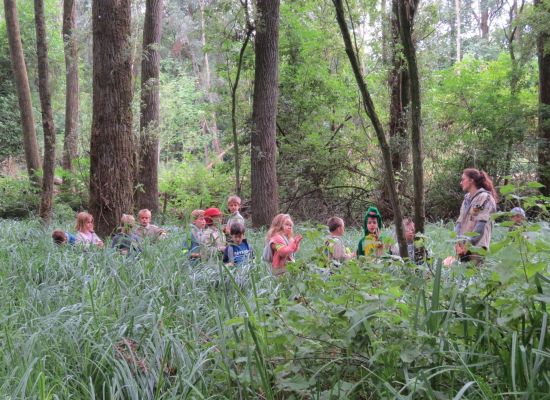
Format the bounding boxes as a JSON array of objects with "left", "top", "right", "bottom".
[{"left": 203, "top": 207, "right": 225, "bottom": 257}]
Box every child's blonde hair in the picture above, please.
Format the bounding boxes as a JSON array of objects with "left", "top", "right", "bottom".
[
  {"left": 119, "top": 214, "right": 135, "bottom": 233},
  {"left": 191, "top": 209, "right": 205, "bottom": 219},
  {"left": 227, "top": 195, "right": 241, "bottom": 205},
  {"left": 138, "top": 209, "right": 151, "bottom": 218},
  {"left": 266, "top": 213, "right": 293, "bottom": 242},
  {"left": 75, "top": 211, "right": 93, "bottom": 232}
]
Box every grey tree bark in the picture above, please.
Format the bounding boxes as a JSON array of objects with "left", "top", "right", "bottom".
[
  {"left": 4, "top": 0, "right": 42, "bottom": 182},
  {"left": 250, "top": 0, "right": 280, "bottom": 227},
  {"left": 62, "top": 0, "right": 79, "bottom": 171},
  {"left": 137, "top": 0, "right": 163, "bottom": 213},
  {"left": 34, "top": 0, "right": 56, "bottom": 224},
  {"left": 90, "top": 0, "right": 135, "bottom": 237}
]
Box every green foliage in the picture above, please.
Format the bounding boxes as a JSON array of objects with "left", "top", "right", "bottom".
[
  {"left": 159, "top": 160, "right": 233, "bottom": 217},
  {"left": 0, "top": 176, "right": 38, "bottom": 218},
  {"left": 0, "top": 213, "right": 548, "bottom": 397}
]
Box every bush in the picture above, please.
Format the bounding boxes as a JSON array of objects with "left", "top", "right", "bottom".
[
  {"left": 159, "top": 159, "right": 234, "bottom": 219},
  {"left": 0, "top": 176, "right": 39, "bottom": 218}
]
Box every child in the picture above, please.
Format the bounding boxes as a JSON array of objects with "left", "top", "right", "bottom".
[
  {"left": 357, "top": 207, "right": 385, "bottom": 257},
  {"left": 183, "top": 209, "right": 206, "bottom": 260},
  {"left": 203, "top": 207, "right": 226, "bottom": 256},
  {"left": 265, "top": 213, "right": 302, "bottom": 275},
  {"left": 223, "top": 222, "right": 254, "bottom": 266},
  {"left": 390, "top": 218, "right": 425, "bottom": 263},
  {"left": 75, "top": 212, "right": 104, "bottom": 248},
  {"left": 225, "top": 195, "right": 245, "bottom": 234},
  {"left": 324, "top": 217, "right": 354, "bottom": 265},
  {"left": 134, "top": 209, "right": 166, "bottom": 240},
  {"left": 510, "top": 207, "right": 526, "bottom": 229},
  {"left": 52, "top": 229, "right": 76, "bottom": 246},
  {"left": 111, "top": 214, "right": 142, "bottom": 255}
]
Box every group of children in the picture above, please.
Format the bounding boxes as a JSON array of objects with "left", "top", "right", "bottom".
[
  {"left": 52, "top": 188, "right": 528, "bottom": 274},
  {"left": 184, "top": 195, "right": 254, "bottom": 266},
  {"left": 52, "top": 208, "right": 166, "bottom": 255}
]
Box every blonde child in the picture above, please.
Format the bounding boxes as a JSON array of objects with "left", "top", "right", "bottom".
[
  {"left": 134, "top": 209, "right": 166, "bottom": 240},
  {"left": 112, "top": 214, "right": 142, "bottom": 255},
  {"left": 265, "top": 213, "right": 302, "bottom": 275},
  {"left": 324, "top": 217, "right": 354, "bottom": 265},
  {"left": 184, "top": 209, "right": 207, "bottom": 259},
  {"left": 225, "top": 195, "right": 245, "bottom": 234},
  {"left": 75, "top": 212, "right": 104, "bottom": 248}
]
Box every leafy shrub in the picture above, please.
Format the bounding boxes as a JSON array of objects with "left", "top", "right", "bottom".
[
  {"left": 159, "top": 159, "right": 233, "bottom": 218},
  {"left": 0, "top": 176, "right": 39, "bottom": 218}
]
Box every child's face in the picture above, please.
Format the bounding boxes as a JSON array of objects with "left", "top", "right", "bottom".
[
  {"left": 512, "top": 215, "right": 524, "bottom": 225},
  {"left": 231, "top": 233, "right": 244, "bottom": 245},
  {"left": 85, "top": 218, "right": 94, "bottom": 232},
  {"left": 228, "top": 202, "right": 240, "bottom": 214},
  {"left": 194, "top": 216, "right": 206, "bottom": 229},
  {"left": 212, "top": 216, "right": 223, "bottom": 225},
  {"left": 283, "top": 219, "right": 293, "bottom": 236},
  {"left": 140, "top": 212, "right": 151, "bottom": 226},
  {"left": 405, "top": 223, "right": 415, "bottom": 241},
  {"left": 367, "top": 218, "right": 378, "bottom": 234},
  {"left": 334, "top": 223, "right": 345, "bottom": 236}
]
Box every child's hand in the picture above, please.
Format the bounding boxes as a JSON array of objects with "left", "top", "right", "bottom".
[
  {"left": 97, "top": 240, "right": 104, "bottom": 248},
  {"left": 294, "top": 235, "right": 303, "bottom": 244},
  {"left": 443, "top": 256, "right": 456, "bottom": 266}
]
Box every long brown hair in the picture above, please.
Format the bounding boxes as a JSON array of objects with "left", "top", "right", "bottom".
[{"left": 463, "top": 168, "right": 498, "bottom": 202}]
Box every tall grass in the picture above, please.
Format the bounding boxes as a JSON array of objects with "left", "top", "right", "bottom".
[{"left": 0, "top": 218, "right": 548, "bottom": 398}]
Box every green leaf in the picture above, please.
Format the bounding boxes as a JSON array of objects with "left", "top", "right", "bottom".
[
  {"left": 527, "top": 181, "right": 545, "bottom": 189},
  {"left": 500, "top": 184, "right": 516, "bottom": 195}
]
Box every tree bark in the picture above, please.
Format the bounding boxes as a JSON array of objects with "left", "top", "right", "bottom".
[
  {"left": 332, "top": 0, "right": 408, "bottom": 258},
  {"left": 398, "top": 0, "right": 425, "bottom": 233},
  {"left": 455, "top": 0, "right": 461, "bottom": 62},
  {"left": 389, "top": 0, "right": 410, "bottom": 180},
  {"left": 4, "top": 0, "right": 42, "bottom": 182},
  {"left": 480, "top": 0, "right": 489, "bottom": 39},
  {"left": 230, "top": 24, "right": 253, "bottom": 198},
  {"left": 251, "top": 0, "right": 280, "bottom": 227},
  {"left": 137, "top": 0, "right": 163, "bottom": 213},
  {"left": 199, "top": 0, "right": 221, "bottom": 156},
  {"left": 62, "top": 0, "right": 79, "bottom": 171},
  {"left": 90, "top": 0, "right": 135, "bottom": 237},
  {"left": 34, "top": 0, "right": 56, "bottom": 224},
  {"left": 535, "top": 0, "right": 550, "bottom": 196}
]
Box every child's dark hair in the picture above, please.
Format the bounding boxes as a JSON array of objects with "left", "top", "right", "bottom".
[
  {"left": 230, "top": 222, "right": 246, "bottom": 235},
  {"left": 327, "top": 217, "right": 344, "bottom": 232},
  {"left": 52, "top": 230, "right": 67, "bottom": 245}
]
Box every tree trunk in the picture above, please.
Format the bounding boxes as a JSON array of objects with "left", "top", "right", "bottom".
[
  {"left": 251, "top": 0, "right": 280, "bottom": 227},
  {"left": 455, "top": 0, "right": 461, "bottom": 62},
  {"left": 332, "top": 0, "right": 408, "bottom": 258},
  {"left": 199, "top": 0, "right": 221, "bottom": 155},
  {"left": 62, "top": 0, "right": 79, "bottom": 171},
  {"left": 34, "top": 0, "right": 56, "bottom": 224},
  {"left": 3, "top": 0, "right": 41, "bottom": 182},
  {"left": 535, "top": 0, "right": 550, "bottom": 196},
  {"left": 137, "top": 0, "right": 163, "bottom": 213},
  {"left": 90, "top": 0, "right": 135, "bottom": 237},
  {"left": 398, "top": 0, "right": 425, "bottom": 233},
  {"left": 389, "top": 0, "right": 410, "bottom": 180},
  {"left": 480, "top": 0, "right": 489, "bottom": 39},
  {"left": 231, "top": 25, "right": 253, "bottom": 198}
]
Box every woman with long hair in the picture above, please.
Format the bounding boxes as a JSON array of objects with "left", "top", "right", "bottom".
[{"left": 454, "top": 168, "right": 498, "bottom": 261}]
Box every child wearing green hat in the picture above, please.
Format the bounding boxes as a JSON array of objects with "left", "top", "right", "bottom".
[{"left": 357, "top": 206, "right": 386, "bottom": 257}]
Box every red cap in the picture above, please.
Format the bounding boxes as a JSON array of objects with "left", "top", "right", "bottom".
[{"left": 204, "top": 208, "right": 223, "bottom": 218}]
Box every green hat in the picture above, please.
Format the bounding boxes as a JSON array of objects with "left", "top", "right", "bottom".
[{"left": 363, "top": 206, "right": 382, "bottom": 234}]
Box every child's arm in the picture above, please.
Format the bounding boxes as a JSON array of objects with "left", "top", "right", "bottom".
[{"left": 272, "top": 235, "right": 302, "bottom": 257}]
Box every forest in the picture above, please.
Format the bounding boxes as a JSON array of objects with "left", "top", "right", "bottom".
[{"left": 0, "top": 0, "right": 549, "bottom": 398}]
